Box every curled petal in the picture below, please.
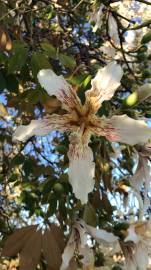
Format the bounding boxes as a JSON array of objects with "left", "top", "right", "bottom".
[
  {"left": 120, "top": 243, "right": 136, "bottom": 270},
  {"left": 137, "top": 83, "right": 151, "bottom": 102},
  {"left": 100, "top": 41, "right": 116, "bottom": 58},
  {"left": 125, "top": 258, "right": 137, "bottom": 270},
  {"left": 131, "top": 156, "right": 151, "bottom": 217},
  {"left": 68, "top": 133, "right": 95, "bottom": 204},
  {"left": 85, "top": 62, "right": 123, "bottom": 112},
  {"left": 125, "top": 226, "right": 140, "bottom": 244},
  {"left": 104, "top": 115, "right": 151, "bottom": 145},
  {"left": 108, "top": 14, "right": 120, "bottom": 46},
  {"left": 125, "top": 241, "right": 149, "bottom": 270},
  {"left": 13, "top": 114, "right": 73, "bottom": 142},
  {"left": 37, "top": 69, "right": 82, "bottom": 111},
  {"left": 79, "top": 245, "right": 94, "bottom": 267},
  {"left": 134, "top": 244, "right": 149, "bottom": 270},
  {"left": 90, "top": 5, "right": 104, "bottom": 32},
  {"left": 74, "top": 219, "right": 88, "bottom": 247},
  {"left": 60, "top": 232, "right": 75, "bottom": 270},
  {"left": 85, "top": 224, "right": 118, "bottom": 243},
  {"left": 131, "top": 156, "right": 147, "bottom": 191},
  {"left": 139, "top": 143, "right": 151, "bottom": 157}
]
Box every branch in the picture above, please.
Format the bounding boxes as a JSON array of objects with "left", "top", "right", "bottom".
[{"left": 128, "top": 19, "right": 151, "bottom": 30}]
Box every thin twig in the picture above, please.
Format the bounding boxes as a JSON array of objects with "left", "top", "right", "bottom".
[{"left": 72, "top": 0, "right": 85, "bottom": 11}]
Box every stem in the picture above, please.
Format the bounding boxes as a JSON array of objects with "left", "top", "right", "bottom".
[{"left": 128, "top": 19, "right": 151, "bottom": 30}]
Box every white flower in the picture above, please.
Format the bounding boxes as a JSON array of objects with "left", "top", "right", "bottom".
[
  {"left": 13, "top": 62, "right": 151, "bottom": 203},
  {"left": 125, "top": 30, "right": 136, "bottom": 49},
  {"left": 60, "top": 219, "right": 117, "bottom": 270},
  {"left": 68, "top": 133, "right": 95, "bottom": 204},
  {"left": 108, "top": 14, "right": 120, "bottom": 47},
  {"left": 130, "top": 154, "right": 151, "bottom": 217},
  {"left": 137, "top": 83, "right": 151, "bottom": 102},
  {"left": 99, "top": 41, "right": 116, "bottom": 58},
  {"left": 123, "top": 221, "right": 151, "bottom": 270},
  {"left": 89, "top": 5, "right": 104, "bottom": 32}
]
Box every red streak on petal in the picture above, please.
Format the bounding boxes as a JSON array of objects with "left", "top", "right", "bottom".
[{"left": 106, "top": 133, "right": 120, "bottom": 141}]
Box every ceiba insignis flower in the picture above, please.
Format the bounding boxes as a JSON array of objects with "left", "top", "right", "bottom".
[
  {"left": 108, "top": 14, "right": 120, "bottom": 47},
  {"left": 60, "top": 218, "right": 117, "bottom": 270},
  {"left": 130, "top": 154, "right": 151, "bottom": 218},
  {"left": 123, "top": 220, "right": 151, "bottom": 270},
  {"left": 13, "top": 62, "right": 151, "bottom": 204},
  {"left": 89, "top": 4, "right": 104, "bottom": 32}
]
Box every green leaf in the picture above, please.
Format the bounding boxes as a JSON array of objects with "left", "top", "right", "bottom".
[
  {"left": 142, "top": 68, "right": 151, "bottom": 78},
  {"left": 27, "top": 87, "right": 46, "bottom": 104},
  {"left": 23, "top": 159, "right": 33, "bottom": 176},
  {"left": 6, "top": 74, "right": 19, "bottom": 92},
  {"left": 59, "top": 199, "right": 67, "bottom": 219},
  {"left": 82, "top": 74, "right": 92, "bottom": 88},
  {"left": 8, "top": 173, "right": 18, "bottom": 183},
  {"left": 83, "top": 204, "right": 97, "bottom": 226},
  {"left": 31, "top": 53, "right": 51, "bottom": 79},
  {"left": 11, "top": 155, "right": 25, "bottom": 166},
  {"left": 47, "top": 194, "right": 57, "bottom": 215},
  {"left": 60, "top": 173, "right": 68, "bottom": 183},
  {"left": 41, "top": 42, "right": 57, "bottom": 59},
  {"left": 141, "top": 31, "right": 151, "bottom": 44},
  {"left": 0, "top": 51, "right": 7, "bottom": 64},
  {"left": 53, "top": 183, "right": 64, "bottom": 194},
  {"left": 59, "top": 53, "right": 76, "bottom": 69},
  {"left": 0, "top": 71, "right": 7, "bottom": 90},
  {"left": 56, "top": 144, "right": 68, "bottom": 154},
  {"left": 8, "top": 43, "right": 28, "bottom": 73}
]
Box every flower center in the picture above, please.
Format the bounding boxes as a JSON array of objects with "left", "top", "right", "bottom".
[
  {"left": 79, "top": 115, "right": 89, "bottom": 125},
  {"left": 69, "top": 106, "right": 92, "bottom": 134}
]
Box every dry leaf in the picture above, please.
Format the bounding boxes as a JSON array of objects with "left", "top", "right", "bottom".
[
  {"left": 2, "top": 225, "right": 37, "bottom": 257},
  {"left": 43, "top": 97, "right": 61, "bottom": 113},
  {"left": 2, "top": 224, "right": 64, "bottom": 270},
  {"left": 0, "top": 26, "right": 12, "bottom": 51},
  {"left": 83, "top": 266, "right": 94, "bottom": 270},
  {"left": 50, "top": 224, "right": 65, "bottom": 252},
  {"left": 0, "top": 103, "right": 9, "bottom": 117},
  {"left": 91, "top": 190, "right": 101, "bottom": 210},
  {"left": 42, "top": 227, "right": 63, "bottom": 270},
  {"left": 20, "top": 229, "right": 42, "bottom": 270},
  {"left": 12, "top": 25, "right": 21, "bottom": 39},
  {"left": 101, "top": 194, "right": 113, "bottom": 215},
  {"left": 102, "top": 174, "right": 112, "bottom": 192}
]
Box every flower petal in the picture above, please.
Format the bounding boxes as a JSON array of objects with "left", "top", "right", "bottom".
[
  {"left": 104, "top": 115, "right": 151, "bottom": 145},
  {"left": 13, "top": 114, "right": 73, "bottom": 142},
  {"left": 37, "top": 69, "right": 82, "bottom": 111},
  {"left": 137, "top": 83, "right": 151, "bottom": 102},
  {"left": 68, "top": 133, "right": 95, "bottom": 204},
  {"left": 79, "top": 245, "right": 94, "bottom": 267},
  {"left": 123, "top": 222, "right": 151, "bottom": 270},
  {"left": 85, "top": 224, "right": 118, "bottom": 243},
  {"left": 125, "top": 226, "right": 140, "bottom": 244},
  {"left": 108, "top": 14, "right": 120, "bottom": 46},
  {"left": 125, "top": 258, "right": 137, "bottom": 270},
  {"left": 123, "top": 239, "right": 149, "bottom": 270},
  {"left": 131, "top": 156, "right": 151, "bottom": 217},
  {"left": 85, "top": 62, "right": 123, "bottom": 112},
  {"left": 90, "top": 5, "right": 104, "bottom": 32},
  {"left": 100, "top": 41, "right": 116, "bottom": 58},
  {"left": 60, "top": 232, "right": 75, "bottom": 270},
  {"left": 134, "top": 243, "right": 149, "bottom": 270},
  {"left": 74, "top": 219, "right": 87, "bottom": 247}
]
